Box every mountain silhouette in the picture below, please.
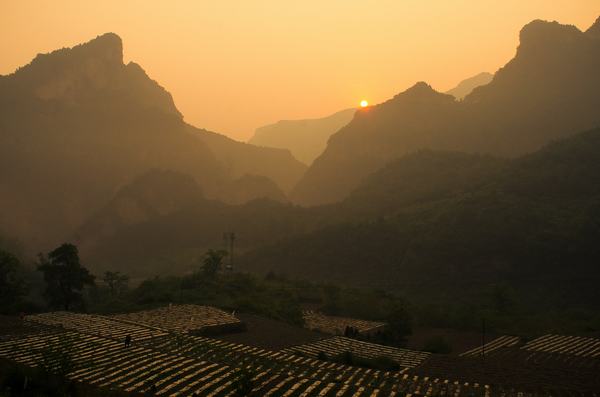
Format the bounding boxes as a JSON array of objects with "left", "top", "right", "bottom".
[
  {"left": 74, "top": 169, "right": 206, "bottom": 250},
  {"left": 445, "top": 72, "right": 493, "bottom": 100},
  {"left": 291, "top": 17, "right": 600, "bottom": 206},
  {"left": 250, "top": 108, "right": 356, "bottom": 165},
  {"left": 291, "top": 82, "right": 461, "bottom": 205},
  {"left": 587, "top": 16, "right": 600, "bottom": 38},
  {"left": 0, "top": 33, "right": 305, "bottom": 250},
  {"left": 195, "top": 126, "right": 306, "bottom": 192}
]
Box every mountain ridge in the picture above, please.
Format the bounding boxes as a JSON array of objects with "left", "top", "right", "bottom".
[
  {"left": 0, "top": 33, "right": 306, "bottom": 250},
  {"left": 291, "top": 17, "right": 600, "bottom": 206}
]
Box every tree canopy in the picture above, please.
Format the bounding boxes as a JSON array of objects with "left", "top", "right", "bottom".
[
  {"left": 0, "top": 250, "right": 26, "bottom": 312},
  {"left": 201, "top": 249, "right": 228, "bottom": 278},
  {"left": 38, "top": 244, "right": 95, "bottom": 310}
]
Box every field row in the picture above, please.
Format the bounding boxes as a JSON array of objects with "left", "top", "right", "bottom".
[
  {"left": 460, "top": 336, "right": 520, "bottom": 357},
  {"left": 303, "top": 311, "right": 386, "bottom": 336},
  {"left": 415, "top": 345, "right": 600, "bottom": 396},
  {"left": 27, "top": 312, "right": 168, "bottom": 341},
  {"left": 282, "top": 336, "right": 430, "bottom": 369},
  {"left": 0, "top": 315, "right": 61, "bottom": 342},
  {"left": 111, "top": 305, "right": 240, "bottom": 334},
  {"left": 0, "top": 329, "right": 495, "bottom": 397},
  {"left": 522, "top": 335, "right": 600, "bottom": 358}
]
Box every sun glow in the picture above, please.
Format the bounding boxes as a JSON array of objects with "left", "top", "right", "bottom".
[{"left": 360, "top": 100, "right": 369, "bottom": 107}]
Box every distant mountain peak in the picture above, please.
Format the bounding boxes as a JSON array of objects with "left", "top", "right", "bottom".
[
  {"left": 518, "top": 19, "right": 582, "bottom": 51},
  {"left": 25, "top": 32, "right": 124, "bottom": 72},
  {"left": 586, "top": 16, "right": 600, "bottom": 38},
  {"left": 386, "top": 81, "right": 451, "bottom": 106},
  {"left": 1, "top": 32, "right": 185, "bottom": 118},
  {"left": 446, "top": 72, "right": 493, "bottom": 100},
  {"left": 82, "top": 32, "right": 123, "bottom": 62},
  {"left": 404, "top": 81, "right": 435, "bottom": 95}
]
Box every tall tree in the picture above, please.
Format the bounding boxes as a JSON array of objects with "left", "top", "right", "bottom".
[
  {"left": 0, "top": 250, "right": 26, "bottom": 312},
  {"left": 37, "top": 244, "right": 95, "bottom": 310},
  {"left": 103, "top": 271, "right": 130, "bottom": 297},
  {"left": 201, "top": 249, "right": 228, "bottom": 278}
]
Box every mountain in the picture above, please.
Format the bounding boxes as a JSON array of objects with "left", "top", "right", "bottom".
[
  {"left": 0, "top": 33, "right": 221, "bottom": 249},
  {"left": 194, "top": 126, "right": 306, "bottom": 192},
  {"left": 445, "top": 72, "right": 493, "bottom": 100},
  {"left": 239, "top": 127, "right": 600, "bottom": 309},
  {"left": 76, "top": 196, "right": 318, "bottom": 277},
  {"left": 217, "top": 174, "right": 288, "bottom": 205},
  {"left": 249, "top": 109, "right": 356, "bottom": 165},
  {"left": 75, "top": 169, "right": 205, "bottom": 248},
  {"left": 291, "top": 82, "right": 462, "bottom": 205},
  {"left": 586, "top": 16, "right": 600, "bottom": 38},
  {"left": 291, "top": 18, "right": 600, "bottom": 206},
  {"left": 340, "top": 150, "right": 506, "bottom": 217},
  {"left": 0, "top": 33, "right": 305, "bottom": 251}
]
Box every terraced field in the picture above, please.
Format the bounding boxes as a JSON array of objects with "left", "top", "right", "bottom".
[
  {"left": 522, "top": 335, "right": 600, "bottom": 358},
  {"left": 0, "top": 315, "right": 61, "bottom": 342},
  {"left": 460, "top": 335, "right": 520, "bottom": 357},
  {"left": 283, "top": 336, "right": 430, "bottom": 369},
  {"left": 302, "top": 311, "right": 386, "bottom": 336},
  {"left": 8, "top": 311, "right": 598, "bottom": 396},
  {"left": 111, "top": 305, "right": 241, "bottom": 335},
  {"left": 28, "top": 312, "right": 168, "bottom": 341},
  {"left": 0, "top": 309, "right": 556, "bottom": 396},
  {"left": 412, "top": 346, "right": 600, "bottom": 395}
]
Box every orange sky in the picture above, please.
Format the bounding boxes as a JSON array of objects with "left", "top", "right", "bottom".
[{"left": 1, "top": 1, "right": 599, "bottom": 141}]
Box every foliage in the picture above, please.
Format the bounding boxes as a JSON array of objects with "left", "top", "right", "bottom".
[
  {"left": 37, "top": 244, "right": 95, "bottom": 310},
  {"left": 0, "top": 250, "right": 26, "bottom": 313},
  {"left": 86, "top": 259, "right": 415, "bottom": 331},
  {"left": 238, "top": 128, "right": 600, "bottom": 335},
  {"left": 102, "top": 271, "right": 129, "bottom": 297},
  {"left": 201, "top": 249, "right": 228, "bottom": 278}
]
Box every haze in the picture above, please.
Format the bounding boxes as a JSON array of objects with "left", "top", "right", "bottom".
[{"left": 1, "top": 1, "right": 598, "bottom": 140}]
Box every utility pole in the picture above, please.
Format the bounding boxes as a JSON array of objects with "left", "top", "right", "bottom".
[
  {"left": 481, "top": 317, "right": 486, "bottom": 359},
  {"left": 223, "top": 232, "right": 235, "bottom": 271}
]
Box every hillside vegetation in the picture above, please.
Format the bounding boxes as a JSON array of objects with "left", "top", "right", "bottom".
[{"left": 239, "top": 128, "right": 600, "bottom": 331}]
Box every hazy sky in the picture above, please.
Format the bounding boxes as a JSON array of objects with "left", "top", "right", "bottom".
[{"left": 2, "top": 1, "right": 599, "bottom": 141}]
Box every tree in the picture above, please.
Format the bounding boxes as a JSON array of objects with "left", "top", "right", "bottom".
[
  {"left": 37, "top": 244, "right": 95, "bottom": 310},
  {"left": 0, "top": 249, "right": 26, "bottom": 312},
  {"left": 103, "top": 271, "right": 129, "bottom": 297},
  {"left": 201, "top": 249, "right": 228, "bottom": 278}
]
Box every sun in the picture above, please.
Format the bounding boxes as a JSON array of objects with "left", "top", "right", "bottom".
[{"left": 360, "top": 100, "right": 369, "bottom": 108}]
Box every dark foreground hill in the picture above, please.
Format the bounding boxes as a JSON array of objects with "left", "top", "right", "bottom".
[
  {"left": 239, "top": 127, "right": 600, "bottom": 312},
  {"left": 291, "top": 18, "right": 600, "bottom": 205},
  {"left": 77, "top": 126, "right": 600, "bottom": 316},
  {"left": 74, "top": 169, "right": 323, "bottom": 276},
  {"left": 0, "top": 33, "right": 305, "bottom": 251}
]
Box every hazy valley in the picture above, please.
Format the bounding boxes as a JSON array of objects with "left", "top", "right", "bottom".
[{"left": 2, "top": 11, "right": 600, "bottom": 397}]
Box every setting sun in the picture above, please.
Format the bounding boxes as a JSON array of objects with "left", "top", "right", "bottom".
[{"left": 360, "top": 100, "right": 369, "bottom": 108}]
